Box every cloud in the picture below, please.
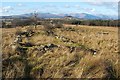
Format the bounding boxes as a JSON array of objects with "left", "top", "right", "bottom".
[
  {"left": 88, "top": 2, "right": 103, "bottom": 5},
  {"left": 64, "top": 4, "right": 70, "bottom": 8},
  {"left": 101, "top": 2, "right": 118, "bottom": 12},
  {"left": 91, "top": 8, "right": 95, "bottom": 12},
  {"left": 75, "top": 5, "right": 80, "bottom": 8},
  {"left": 2, "top": 6, "right": 13, "bottom": 13},
  {"left": 80, "top": 8, "right": 96, "bottom": 14},
  {"left": 0, "top": 7, "right": 2, "bottom": 13},
  {"left": 85, "top": 2, "right": 118, "bottom": 14},
  {"left": 18, "top": 3, "right": 23, "bottom": 6},
  {"left": 87, "top": 2, "right": 118, "bottom": 10}
]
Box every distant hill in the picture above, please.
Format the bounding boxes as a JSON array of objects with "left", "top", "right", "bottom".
[
  {"left": 59, "top": 13, "right": 117, "bottom": 20},
  {"left": 0, "top": 12, "right": 118, "bottom": 20},
  {"left": 63, "top": 13, "right": 100, "bottom": 19},
  {"left": 21, "top": 13, "right": 64, "bottom": 18}
]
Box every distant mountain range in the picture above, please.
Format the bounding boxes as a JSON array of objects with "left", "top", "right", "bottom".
[{"left": 0, "top": 13, "right": 118, "bottom": 20}]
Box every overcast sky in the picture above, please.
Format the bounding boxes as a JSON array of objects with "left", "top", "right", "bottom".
[{"left": 1, "top": 2, "right": 118, "bottom": 16}]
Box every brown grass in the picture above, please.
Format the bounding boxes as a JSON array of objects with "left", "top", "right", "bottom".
[{"left": 2, "top": 24, "right": 120, "bottom": 79}]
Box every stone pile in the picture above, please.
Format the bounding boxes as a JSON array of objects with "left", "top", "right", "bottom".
[{"left": 40, "top": 44, "right": 58, "bottom": 52}]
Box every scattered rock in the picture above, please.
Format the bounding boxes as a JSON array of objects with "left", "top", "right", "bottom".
[
  {"left": 19, "top": 42, "right": 34, "bottom": 47},
  {"left": 68, "top": 46, "right": 75, "bottom": 53},
  {"left": 14, "top": 35, "right": 22, "bottom": 43},
  {"left": 98, "top": 32, "right": 109, "bottom": 35},
  {"left": 88, "top": 49, "right": 97, "bottom": 55},
  {"left": 64, "top": 27, "right": 76, "bottom": 31},
  {"left": 47, "top": 43, "right": 58, "bottom": 48},
  {"left": 43, "top": 44, "right": 58, "bottom": 51},
  {"left": 103, "top": 32, "right": 109, "bottom": 35}
]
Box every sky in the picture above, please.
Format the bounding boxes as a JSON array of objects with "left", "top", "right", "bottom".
[{"left": 0, "top": 2, "right": 118, "bottom": 16}]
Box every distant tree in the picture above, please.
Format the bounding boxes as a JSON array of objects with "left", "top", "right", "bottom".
[
  {"left": 31, "top": 11, "right": 38, "bottom": 28},
  {"left": 2, "top": 21, "right": 6, "bottom": 28}
]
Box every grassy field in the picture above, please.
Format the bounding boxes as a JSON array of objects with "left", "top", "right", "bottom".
[{"left": 1, "top": 24, "right": 120, "bottom": 79}]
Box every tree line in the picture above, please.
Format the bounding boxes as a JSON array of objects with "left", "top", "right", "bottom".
[
  {"left": 63, "top": 19, "right": 120, "bottom": 27},
  {"left": 1, "top": 18, "right": 120, "bottom": 28}
]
